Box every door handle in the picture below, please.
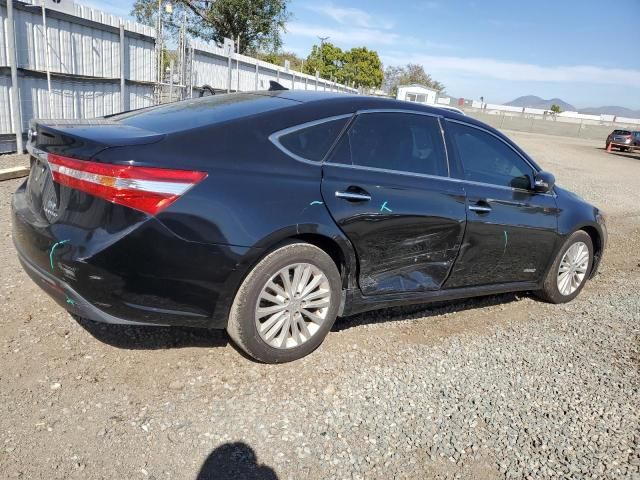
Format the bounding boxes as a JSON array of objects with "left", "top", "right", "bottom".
[
  {"left": 335, "top": 190, "right": 371, "bottom": 202},
  {"left": 469, "top": 204, "right": 492, "bottom": 214}
]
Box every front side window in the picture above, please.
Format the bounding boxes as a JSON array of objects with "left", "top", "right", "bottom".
[
  {"left": 327, "top": 112, "right": 448, "bottom": 177},
  {"left": 448, "top": 122, "right": 533, "bottom": 189},
  {"left": 276, "top": 117, "right": 349, "bottom": 162}
]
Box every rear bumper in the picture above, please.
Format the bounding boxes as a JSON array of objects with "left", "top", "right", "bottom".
[
  {"left": 11, "top": 181, "right": 257, "bottom": 329},
  {"left": 16, "top": 246, "right": 165, "bottom": 326},
  {"left": 609, "top": 142, "right": 637, "bottom": 149}
]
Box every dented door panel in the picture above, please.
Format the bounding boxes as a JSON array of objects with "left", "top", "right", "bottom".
[
  {"left": 321, "top": 164, "right": 467, "bottom": 295},
  {"left": 444, "top": 183, "right": 560, "bottom": 288}
]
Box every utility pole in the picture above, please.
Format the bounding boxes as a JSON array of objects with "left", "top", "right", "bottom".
[{"left": 318, "top": 35, "right": 329, "bottom": 67}]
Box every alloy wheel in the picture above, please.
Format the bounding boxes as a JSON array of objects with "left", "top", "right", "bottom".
[
  {"left": 557, "top": 241, "right": 589, "bottom": 296},
  {"left": 255, "top": 263, "right": 331, "bottom": 349}
]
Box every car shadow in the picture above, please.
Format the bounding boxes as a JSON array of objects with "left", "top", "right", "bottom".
[
  {"left": 196, "top": 442, "right": 278, "bottom": 480},
  {"left": 333, "top": 292, "right": 524, "bottom": 332},
  {"left": 73, "top": 315, "right": 230, "bottom": 350},
  {"left": 598, "top": 147, "right": 640, "bottom": 160},
  {"left": 73, "top": 293, "right": 527, "bottom": 351}
]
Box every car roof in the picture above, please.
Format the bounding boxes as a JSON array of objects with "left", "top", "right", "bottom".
[{"left": 255, "top": 90, "right": 471, "bottom": 120}]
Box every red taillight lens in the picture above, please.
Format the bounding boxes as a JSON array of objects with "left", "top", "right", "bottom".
[{"left": 47, "top": 153, "right": 207, "bottom": 216}]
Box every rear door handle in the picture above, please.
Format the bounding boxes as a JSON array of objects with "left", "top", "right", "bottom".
[
  {"left": 335, "top": 191, "right": 371, "bottom": 202},
  {"left": 469, "top": 204, "right": 492, "bottom": 214}
]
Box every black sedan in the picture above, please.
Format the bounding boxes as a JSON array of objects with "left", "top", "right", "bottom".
[{"left": 12, "top": 90, "right": 607, "bottom": 363}]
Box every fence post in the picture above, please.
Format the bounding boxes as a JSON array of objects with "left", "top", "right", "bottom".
[
  {"left": 169, "top": 60, "right": 174, "bottom": 102},
  {"left": 42, "top": 3, "right": 53, "bottom": 116},
  {"left": 291, "top": 71, "right": 295, "bottom": 90},
  {"left": 315, "top": 71, "right": 319, "bottom": 91},
  {"left": 255, "top": 63, "right": 259, "bottom": 90},
  {"left": 119, "top": 23, "right": 126, "bottom": 112},
  {"left": 499, "top": 113, "right": 505, "bottom": 129},
  {"left": 577, "top": 119, "right": 583, "bottom": 137},
  {"left": 6, "top": 0, "right": 23, "bottom": 153},
  {"left": 227, "top": 51, "right": 232, "bottom": 93},
  {"left": 276, "top": 69, "right": 280, "bottom": 82}
]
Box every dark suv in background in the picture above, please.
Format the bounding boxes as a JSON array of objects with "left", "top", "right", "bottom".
[{"left": 606, "top": 129, "right": 640, "bottom": 152}]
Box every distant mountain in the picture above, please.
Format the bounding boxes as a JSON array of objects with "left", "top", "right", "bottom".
[
  {"left": 506, "top": 95, "right": 576, "bottom": 111},
  {"left": 579, "top": 106, "right": 640, "bottom": 119},
  {"left": 505, "top": 95, "right": 640, "bottom": 119}
]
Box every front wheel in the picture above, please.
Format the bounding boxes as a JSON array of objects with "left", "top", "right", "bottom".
[
  {"left": 227, "top": 242, "right": 341, "bottom": 363},
  {"left": 535, "top": 230, "right": 593, "bottom": 304}
]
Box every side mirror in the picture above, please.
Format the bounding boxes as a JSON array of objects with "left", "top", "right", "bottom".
[{"left": 533, "top": 171, "right": 555, "bottom": 193}]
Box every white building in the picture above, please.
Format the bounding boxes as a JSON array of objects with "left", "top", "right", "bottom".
[{"left": 396, "top": 84, "right": 438, "bottom": 105}]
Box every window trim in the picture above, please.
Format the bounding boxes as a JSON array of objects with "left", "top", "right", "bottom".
[
  {"left": 268, "top": 114, "right": 354, "bottom": 164},
  {"left": 324, "top": 108, "right": 452, "bottom": 178}
]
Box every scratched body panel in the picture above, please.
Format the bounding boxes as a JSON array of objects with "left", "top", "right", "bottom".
[
  {"left": 444, "top": 183, "right": 560, "bottom": 288},
  {"left": 322, "top": 164, "right": 467, "bottom": 295}
]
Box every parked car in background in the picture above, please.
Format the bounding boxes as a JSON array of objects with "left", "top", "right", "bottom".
[
  {"left": 12, "top": 91, "right": 607, "bottom": 363},
  {"left": 606, "top": 129, "right": 638, "bottom": 151}
]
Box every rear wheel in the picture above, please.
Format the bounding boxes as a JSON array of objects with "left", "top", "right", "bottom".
[
  {"left": 227, "top": 242, "right": 341, "bottom": 363},
  {"left": 535, "top": 230, "right": 593, "bottom": 304}
]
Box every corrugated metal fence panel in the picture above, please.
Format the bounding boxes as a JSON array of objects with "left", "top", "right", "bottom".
[
  {"left": 17, "top": 75, "right": 122, "bottom": 128},
  {"left": 128, "top": 83, "right": 154, "bottom": 110},
  {"left": 0, "top": 74, "right": 153, "bottom": 133},
  {"left": 192, "top": 50, "right": 228, "bottom": 89},
  {"left": 0, "top": 74, "right": 14, "bottom": 133},
  {"left": 127, "top": 36, "right": 155, "bottom": 82},
  {"left": 0, "top": 5, "right": 8, "bottom": 66},
  {"left": 190, "top": 39, "right": 358, "bottom": 94}
]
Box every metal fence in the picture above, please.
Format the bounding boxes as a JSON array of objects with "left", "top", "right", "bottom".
[
  {"left": 0, "top": 0, "right": 357, "bottom": 153},
  {"left": 460, "top": 108, "right": 639, "bottom": 142}
]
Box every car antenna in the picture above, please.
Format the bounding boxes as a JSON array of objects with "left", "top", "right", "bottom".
[{"left": 268, "top": 80, "right": 288, "bottom": 91}]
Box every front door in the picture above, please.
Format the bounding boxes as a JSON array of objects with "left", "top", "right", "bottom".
[
  {"left": 443, "top": 120, "right": 559, "bottom": 288},
  {"left": 321, "top": 111, "right": 467, "bottom": 295}
]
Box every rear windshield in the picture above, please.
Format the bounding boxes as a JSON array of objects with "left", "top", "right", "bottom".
[
  {"left": 613, "top": 130, "right": 631, "bottom": 135},
  {"left": 113, "top": 94, "right": 292, "bottom": 133}
]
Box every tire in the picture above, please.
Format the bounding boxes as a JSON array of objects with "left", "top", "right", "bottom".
[
  {"left": 535, "top": 230, "right": 593, "bottom": 304},
  {"left": 226, "top": 242, "right": 341, "bottom": 363}
]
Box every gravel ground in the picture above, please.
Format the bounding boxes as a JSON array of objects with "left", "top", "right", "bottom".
[{"left": 0, "top": 133, "right": 638, "bottom": 479}]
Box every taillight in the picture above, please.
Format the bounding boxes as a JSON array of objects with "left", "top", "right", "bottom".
[{"left": 47, "top": 153, "right": 207, "bottom": 216}]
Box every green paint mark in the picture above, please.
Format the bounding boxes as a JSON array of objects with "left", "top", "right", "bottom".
[
  {"left": 49, "top": 240, "right": 69, "bottom": 272},
  {"left": 65, "top": 296, "right": 76, "bottom": 306},
  {"left": 503, "top": 230, "right": 508, "bottom": 254},
  {"left": 380, "top": 201, "right": 392, "bottom": 213},
  {"left": 309, "top": 201, "right": 324, "bottom": 206}
]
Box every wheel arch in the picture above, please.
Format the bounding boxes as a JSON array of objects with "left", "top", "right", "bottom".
[{"left": 578, "top": 224, "right": 604, "bottom": 278}]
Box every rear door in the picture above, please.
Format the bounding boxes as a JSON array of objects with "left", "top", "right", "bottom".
[
  {"left": 321, "top": 110, "right": 467, "bottom": 295},
  {"left": 442, "top": 120, "right": 559, "bottom": 288}
]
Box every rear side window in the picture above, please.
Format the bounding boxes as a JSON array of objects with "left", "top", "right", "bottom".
[
  {"left": 327, "top": 112, "right": 448, "bottom": 177},
  {"left": 448, "top": 122, "right": 533, "bottom": 190},
  {"left": 276, "top": 117, "right": 349, "bottom": 162}
]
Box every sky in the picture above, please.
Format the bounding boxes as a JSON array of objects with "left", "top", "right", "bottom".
[{"left": 88, "top": 0, "right": 640, "bottom": 109}]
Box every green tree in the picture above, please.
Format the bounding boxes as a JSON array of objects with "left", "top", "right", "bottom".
[
  {"left": 302, "top": 42, "right": 345, "bottom": 82},
  {"left": 256, "top": 51, "right": 304, "bottom": 71},
  {"left": 550, "top": 104, "right": 562, "bottom": 114},
  {"left": 342, "top": 47, "right": 383, "bottom": 88},
  {"left": 384, "top": 64, "right": 445, "bottom": 97},
  {"left": 132, "top": 0, "right": 290, "bottom": 54},
  {"left": 302, "top": 43, "right": 383, "bottom": 88}
]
